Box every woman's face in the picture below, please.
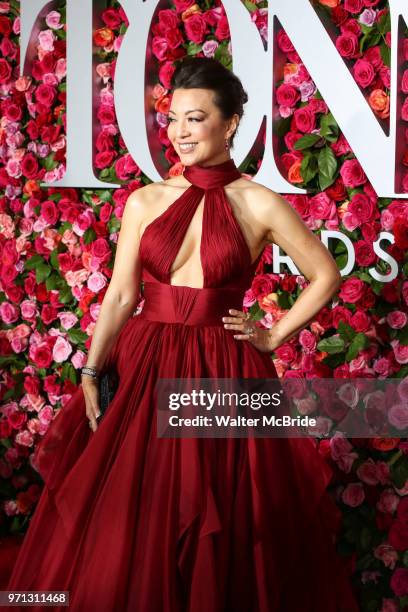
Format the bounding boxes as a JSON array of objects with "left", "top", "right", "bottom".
[{"left": 167, "top": 88, "right": 238, "bottom": 167}]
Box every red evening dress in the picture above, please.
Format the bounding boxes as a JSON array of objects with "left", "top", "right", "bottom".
[{"left": 7, "top": 159, "right": 359, "bottom": 611}]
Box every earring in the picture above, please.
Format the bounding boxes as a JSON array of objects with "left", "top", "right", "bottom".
[{"left": 224, "top": 138, "right": 230, "bottom": 150}]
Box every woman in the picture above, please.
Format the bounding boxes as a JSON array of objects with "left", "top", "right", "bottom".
[{"left": 7, "top": 57, "right": 359, "bottom": 611}]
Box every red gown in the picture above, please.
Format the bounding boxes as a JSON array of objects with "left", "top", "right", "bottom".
[{"left": 7, "top": 159, "right": 359, "bottom": 611}]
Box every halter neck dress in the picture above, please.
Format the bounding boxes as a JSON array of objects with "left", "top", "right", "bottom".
[{"left": 7, "top": 158, "right": 359, "bottom": 612}]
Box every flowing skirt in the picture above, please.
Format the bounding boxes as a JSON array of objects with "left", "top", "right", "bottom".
[{"left": 7, "top": 314, "right": 359, "bottom": 611}]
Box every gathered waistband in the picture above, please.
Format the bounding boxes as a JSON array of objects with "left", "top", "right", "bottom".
[{"left": 137, "top": 281, "right": 246, "bottom": 326}]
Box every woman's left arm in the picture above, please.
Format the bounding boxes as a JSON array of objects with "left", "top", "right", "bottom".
[{"left": 224, "top": 188, "right": 342, "bottom": 352}]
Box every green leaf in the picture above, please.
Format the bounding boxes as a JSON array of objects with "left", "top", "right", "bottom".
[
  {"left": 345, "top": 333, "right": 369, "bottom": 362},
  {"left": 243, "top": 0, "right": 258, "bottom": 12},
  {"left": 300, "top": 152, "right": 318, "bottom": 184},
  {"left": 50, "top": 249, "right": 61, "bottom": 270},
  {"left": 318, "top": 145, "right": 337, "bottom": 190},
  {"left": 45, "top": 273, "right": 60, "bottom": 291},
  {"left": 25, "top": 254, "right": 45, "bottom": 270},
  {"left": 186, "top": 42, "right": 202, "bottom": 56},
  {"left": 83, "top": 227, "right": 97, "bottom": 244},
  {"left": 380, "top": 42, "right": 391, "bottom": 68},
  {"left": 61, "top": 362, "right": 78, "bottom": 384},
  {"left": 338, "top": 321, "right": 356, "bottom": 342},
  {"left": 249, "top": 301, "right": 266, "bottom": 322},
  {"left": 335, "top": 254, "right": 348, "bottom": 270},
  {"left": 108, "top": 217, "right": 121, "bottom": 233},
  {"left": 43, "top": 154, "right": 57, "bottom": 171},
  {"left": 67, "top": 328, "right": 89, "bottom": 345},
  {"left": 36, "top": 263, "right": 51, "bottom": 283},
  {"left": 58, "top": 284, "right": 74, "bottom": 304},
  {"left": 398, "top": 326, "right": 408, "bottom": 346},
  {"left": 97, "top": 190, "right": 113, "bottom": 203},
  {"left": 317, "top": 336, "right": 345, "bottom": 354},
  {"left": 390, "top": 454, "right": 408, "bottom": 489},
  {"left": 320, "top": 112, "right": 339, "bottom": 142},
  {"left": 293, "top": 134, "right": 321, "bottom": 150}
]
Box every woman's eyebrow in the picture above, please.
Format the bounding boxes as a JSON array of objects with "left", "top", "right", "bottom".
[{"left": 168, "top": 109, "right": 206, "bottom": 115}]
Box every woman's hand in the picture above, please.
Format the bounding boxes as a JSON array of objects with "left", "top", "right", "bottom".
[
  {"left": 222, "top": 309, "right": 279, "bottom": 353},
  {"left": 82, "top": 377, "right": 102, "bottom": 432}
]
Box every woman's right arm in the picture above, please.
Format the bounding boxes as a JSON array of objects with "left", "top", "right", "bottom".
[{"left": 82, "top": 186, "right": 151, "bottom": 378}]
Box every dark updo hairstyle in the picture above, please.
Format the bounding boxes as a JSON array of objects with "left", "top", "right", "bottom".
[{"left": 170, "top": 57, "right": 248, "bottom": 148}]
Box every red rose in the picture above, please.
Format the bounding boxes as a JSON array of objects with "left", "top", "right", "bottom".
[
  {"left": 353, "top": 59, "right": 375, "bottom": 88},
  {"left": 277, "top": 29, "right": 295, "bottom": 54},
  {"left": 293, "top": 106, "right": 316, "bottom": 133},
  {"left": 332, "top": 305, "right": 352, "bottom": 327},
  {"left": 276, "top": 84, "right": 300, "bottom": 107},
  {"left": 158, "top": 9, "right": 179, "bottom": 31},
  {"left": 382, "top": 281, "right": 400, "bottom": 304},
  {"left": 100, "top": 203, "right": 113, "bottom": 223},
  {"left": 95, "top": 150, "right": 116, "bottom": 169},
  {"left": 21, "top": 153, "right": 39, "bottom": 179},
  {"left": 363, "top": 45, "right": 383, "bottom": 70},
  {"left": 326, "top": 177, "right": 347, "bottom": 202},
  {"left": 350, "top": 309, "right": 371, "bottom": 332},
  {"left": 394, "top": 216, "right": 408, "bottom": 249},
  {"left": 35, "top": 84, "right": 57, "bottom": 107},
  {"left": 335, "top": 32, "right": 359, "bottom": 58},
  {"left": 91, "top": 238, "right": 111, "bottom": 263},
  {"left": 96, "top": 104, "right": 116, "bottom": 125},
  {"left": 95, "top": 131, "right": 115, "bottom": 152},
  {"left": 26, "top": 120, "right": 39, "bottom": 140},
  {"left": 339, "top": 278, "right": 366, "bottom": 303},
  {"left": 0, "top": 15, "right": 12, "bottom": 36},
  {"left": 280, "top": 275, "right": 297, "bottom": 292},
  {"left": 159, "top": 61, "right": 176, "bottom": 89},
  {"left": 41, "top": 304, "right": 58, "bottom": 325},
  {"left": 357, "top": 288, "right": 376, "bottom": 309},
  {"left": 340, "top": 159, "right": 367, "bottom": 188},
  {"left": 31, "top": 344, "right": 53, "bottom": 369},
  {"left": 390, "top": 568, "right": 408, "bottom": 597},
  {"left": 152, "top": 36, "right": 169, "bottom": 62},
  {"left": 215, "top": 15, "right": 230, "bottom": 41},
  {"left": 0, "top": 37, "right": 17, "bottom": 60},
  {"left": 251, "top": 273, "right": 279, "bottom": 298},
  {"left": 41, "top": 200, "right": 58, "bottom": 225},
  {"left": 354, "top": 240, "right": 376, "bottom": 266},
  {"left": 0, "top": 58, "right": 12, "bottom": 84},
  {"left": 4, "top": 102, "right": 22, "bottom": 122},
  {"left": 165, "top": 26, "right": 184, "bottom": 49},
  {"left": 389, "top": 520, "right": 408, "bottom": 551},
  {"left": 101, "top": 8, "right": 122, "bottom": 29},
  {"left": 348, "top": 193, "right": 375, "bottom": 223},
  {"left": 184, "top": 14, "right": 207, "bottom": 44},
  {"left": 344, "top": 0, "right": 364, "bottom": 12}
]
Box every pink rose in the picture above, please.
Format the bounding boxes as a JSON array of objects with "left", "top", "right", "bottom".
[
  {"left": 374, "top": 357, "right": 392, "bottom": 377},
  {"left": 97, "top": 104, "right": 116, "bottom": 125},
  {"left": 45, "top": 10, "right": 64, "bottom": 30},
  {"left": 309, "top": 192, "right": 335, "bottom": 220},
  {"left": 338, "top": 277, "right": 366, "bottom": 303},
  {"left": 353, "top": 59, "right": 375, "bottom": 88},
  {"left": 340, "top": 158, "right": 367, "bottom": 187},
  {"left": 87, "top": 272, "right": 107, "bottom": 293},
  {"left": 391, "top": 340, "right": 408, "bottom": 364},
  {"left": 21, "top": 300, "right": 38, "bottom": 321},
  {"left": 374, "top": 544, "right": 398, "bottom": 570},
  {"left": 52, "top": 336, "right": 73, "bottom": 363},
  {"left": 38, "top": 29, "right": 55, "bottom": 51},
  {"left": 299, "top": 329, "right": 316, "bottom": 353},
  {"left": 356, "top": 458, "right": 380, "bottom": 485},
  {"left": 101, "top": 8, "right": 122, "bottom": 29},
  {"left": 95, "top": 151, "right": 116, "bottom": 169},
  {"left": 342, "top": 482, "right": 365, "bottom": 507},
  {"left": 293, "top": 106, "right": 316, "bottom": 132},
  {"left": 58, "top": 312, "right": 78, "bottom": 330},
  {"left": 388, "top": 403, "right": 408, "bottom": 430},
  {"left": 91, "top": 238, "right": 111, "bottom": 263},
  {"left": 114, "top": 153, "right": 140, "bottom": 180},
  {"left": 380, "top": 598, "right": 399, "bottom": 612},
  {"left": 386, "top": 310, "right": 407, "bottom": 329},
  {"left": 0, "top": 301, "right": 19, "bottom": 324}
]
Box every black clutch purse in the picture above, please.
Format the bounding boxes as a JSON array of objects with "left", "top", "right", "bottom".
[{"left": 98, "top": 367, "right": 119, "bottom": 416}]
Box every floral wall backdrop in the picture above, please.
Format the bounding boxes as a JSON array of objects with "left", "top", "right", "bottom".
[{"left": 0, "top": 1, "right": 407, "bottom": 609}]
